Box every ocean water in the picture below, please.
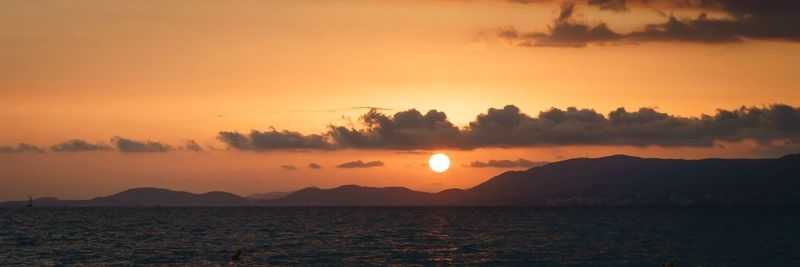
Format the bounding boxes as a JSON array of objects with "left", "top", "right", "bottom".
[{"left": 2, "top": 207, "right": 799, "bottom": 266}]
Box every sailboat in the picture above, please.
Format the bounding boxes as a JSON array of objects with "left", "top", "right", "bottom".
[{"left": 26, "top": 195, "right": 33, "bottom": 208}]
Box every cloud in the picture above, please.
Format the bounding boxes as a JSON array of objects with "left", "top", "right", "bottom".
[
  {"left": 181, "top": 140, "right": 203, "bottom": 152},
  {"left": 219, "top": 104, "right": 800, "bottom": 150},
  {"left": 111, "top": 136, "right": 172, "bottom": 153},
  {"left": 463, "top": 104, "right": 799, "bottom": 147},
  {"left": 4, "top": 104, "right": 799, "bottom": 153},
  {"left": 281, "top": 165, "right": 298, "bottom": 170},
  {"left": 216, "top": 108, "right": 462, "bottom": 151},
  {"left": 336, "top": 160, "right": 385, "bottom": 168},
  {"left": 497, "top": 0, "right": 800, "bottom": 47},
  {"left": 309, "top": 163, "right": 322, "bottom": 169},
  {"left": 217, "top": 128, "right": 331, "bottom": 151},
  {"left": 556, "top": 1, "right": 575, "bottom": 21},
  {"left": 328, "top": 109, "right": 462, "bottom": 149},
  {"left": 499, "top": 2, "right": 622, "bottom": 47},
  {"left": 506, "top": 0, "right": 550, "bottom": 3},
  {"left": 469, "top": 158, "right": 548, "bottom": 168},
  {"left": 0, "top": 143, "right": 46, "bottom": 153},
  {"left": 467, "top": 105, "right": 633, "bottom": 146},
  {"left": 50, "top": 139, "right": 112, "bottom": 152},
  {"left": 623, "top": 14, "right": 743, "bottom": 44},
  {"left": 588, "top": 0, "right": 628, "bottom": 11}
]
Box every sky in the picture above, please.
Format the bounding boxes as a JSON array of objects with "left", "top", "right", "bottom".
[{"left": 1, "top": 0, "right": 800, "bottom": 200}]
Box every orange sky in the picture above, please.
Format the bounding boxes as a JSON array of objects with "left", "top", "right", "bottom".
[{"left": 1, "top": 0, "right": 799, "bottom": 200}]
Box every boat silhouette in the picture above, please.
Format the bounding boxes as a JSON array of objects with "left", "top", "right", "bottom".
[{"left": 25, "top": 195, "right": 33, "bottom": 208}]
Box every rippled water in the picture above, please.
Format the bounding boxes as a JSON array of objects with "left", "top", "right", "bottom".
[{"left": 2, "top": 207, "right": 799, "bottom": 266}]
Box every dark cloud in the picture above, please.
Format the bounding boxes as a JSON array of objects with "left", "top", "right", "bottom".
[
  {"left": 4, "top": 104, "right": 800, "bottom": 153},
  {"left": 498, "top": 0, "right": 800, "bottom": 47},
  {"left": 50, "top": 139, "right": 112, "bottom": 152},
  {"left": 522, "top": 22, "right": 621, "bottom": 47},
  {"left": 281, "top": 165, "right": 298, "bottom": 170},
  {"left": 557, "top": 2, "right": 575, "bottom": 21},
  {"left": 219, "top": 108, "right": 462, "bottom": 150},
  {"left": 468, "top": 104, "right": 800, "bottom": 147},
  {"left": 624, "top": 14, "right": 744, "bottom": 44},
  {"left": 507, "top": 0, "right": 550, "bottom": 3},
  {"left": 627, "top": 0, "right": 800, "bottom": 43},
  {"left": 217, "top": 128, "right": 331, "bottom": 151},
  {"left": 469, "top": 158, "right": 549, "bottom": 168},
  {"left": 309, "top": 163, "right": 322, "bottom": 169},
  {"left": 500, "top": 2, "right": 622, "bottom": 47},
  {"left": 394, "top": 150, "right": 430, "bottom": 155},
  {"left": 336, "top": 160, "right": 385, "bottom": 168},
  {"left": 111, "top": 136, "right": 172, "bottom": 153},
  {"left": 588, "top": 0, "right": 628, "bottom": 11},
  {"left": 181, "top": 140, "right": 203, "bottom": 152},
  {"left": 219, "top": 104, "right": 800, "bottom": 150},
  {"left": 328, "top": 109, "right": 462, "bottom": 149},
  {"left": 0, "top": 143, "right": 46, "bottom": 153}
]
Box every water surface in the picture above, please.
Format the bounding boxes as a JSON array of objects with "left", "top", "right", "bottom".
[{"left": 2, "top": 207, "right": 799, "bottom": 266}]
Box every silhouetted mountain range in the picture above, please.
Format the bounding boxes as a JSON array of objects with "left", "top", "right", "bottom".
[
  {"left": 91, "top": 188, "right": 247, "bottom": 206},
  {"left": 455, "top": 154, "right": 800, "bottom": 206},
  {"left": 4, "top": 154, "right": 799, "bottom": 207},
  {"left": 247, "top": 191, "right": 292, "bottom": 200}
]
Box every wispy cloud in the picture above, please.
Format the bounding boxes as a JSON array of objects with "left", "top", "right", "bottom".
[
  {"left": 281, "top": 165, "right": 298, "bottom": 170},
  {"left": 336, "top": 160, "right": 385, "bottom": 168},
  {"left": 181, "top": 140, "right": 204, "bottom": 152},
  {"left": 0, "top": 143, "right": 46, "bottom": 153},
  {"left": 50, "top": 139, "right": 112, "bottom": 152},
  {"left": 112, "top": 136, "right": 172, "bottom": 153}
]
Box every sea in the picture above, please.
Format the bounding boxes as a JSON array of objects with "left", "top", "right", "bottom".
[{"left": 2, "top": 207, "right": 799, "bottom": 266}]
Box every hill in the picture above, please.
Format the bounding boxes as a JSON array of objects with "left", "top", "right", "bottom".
[
  {"left": 455, "top": 154, "right": 800, "bottom": 205},
  {"left": 3, "top": 154, "right": 799, "bottom": 207},
  {"left": 1, "top": 188, "right": 254, "bottom": 207},
  {"left": 247, "top": 191, "right": 292, "bottom": 200}
]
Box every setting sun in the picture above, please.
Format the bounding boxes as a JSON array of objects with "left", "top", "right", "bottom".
[{"left": 429, "top": 153, "right": 451, "bottom": 173}]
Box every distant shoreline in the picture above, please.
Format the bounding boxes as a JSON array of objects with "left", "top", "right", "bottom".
[{"left": 4, "top": 153, "right": 800, "bottom": 207}]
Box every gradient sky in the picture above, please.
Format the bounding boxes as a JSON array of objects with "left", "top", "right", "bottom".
[{"left": 2, "top": 0, "right": 799, "bottom": 200}]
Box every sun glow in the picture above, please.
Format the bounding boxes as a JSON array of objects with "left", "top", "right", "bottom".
[{"left": 429, "top": 153, "right": 451, "bottom": 173}]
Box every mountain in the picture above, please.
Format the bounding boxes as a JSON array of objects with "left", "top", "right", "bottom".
[
  {"left": 247, "top": 191, "right": 292, "bottom": 200},
  {"left": 89, "top": 188, "right": 251, "bottom": 206},
  {"left": 267, "top": 153, "right": 800, "bottom": 206},
  {"left": 1, "top": 188, "right": 255, "bottom": 207},
  {"left": 455, "top": 154, "right": 800, "bottom": 205},
  {"left": 3, "top": 154, "right": 799, "bottom": 207}
]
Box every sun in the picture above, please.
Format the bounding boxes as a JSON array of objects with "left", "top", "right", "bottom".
[{"left": 429, "top": 153, "right": 451, "bottom": 173}]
